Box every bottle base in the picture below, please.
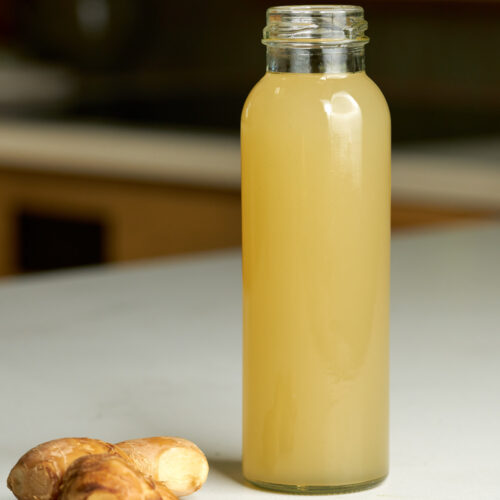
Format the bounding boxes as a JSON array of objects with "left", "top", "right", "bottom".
[{"left": 246, "top": 474, "right": 387, "bottom": 495}]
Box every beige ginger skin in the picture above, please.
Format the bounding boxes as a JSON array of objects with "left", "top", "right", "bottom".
[
  {"left": 59, "top": 454, "right": 177, "bottom": 500},
  {"left": 116, "top": 437, "right": 209, "bottom": 497},
  {"left": 7, "top": 438, "right": 129, "bottom": 500},
  {"left": 7, "top": 436, "right": 208, "bottom": 500}
]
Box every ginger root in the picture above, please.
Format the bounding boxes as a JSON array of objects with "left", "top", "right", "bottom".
[
  {"left": 7, "top": 438, "right": 128, "bottom": 500},
  {"left": 59, "top": 454, "right": 177, "bottom": 500},
  {"left": 116, "top": 437, "right": 209, "bottom": 497},
  {"left": 7, "top": 436, "right": 208, "bottom": 500}
]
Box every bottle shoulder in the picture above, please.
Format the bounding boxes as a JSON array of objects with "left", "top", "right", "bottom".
[
  {"left": 242, "top": 72, "right": 389, "bottom": 125},
  {"left": 358, "top": 73, "right": 390, "bottom": 112},
  {"left": 241, "top": 75, "right": 270, "bottom": 123}
]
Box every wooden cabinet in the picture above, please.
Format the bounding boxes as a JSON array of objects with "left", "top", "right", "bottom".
[{"left": 0, "top": 168, "right": 241, "bottom": 276}]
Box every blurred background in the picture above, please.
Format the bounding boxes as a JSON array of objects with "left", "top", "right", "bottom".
[{"left": 0, "top": 0, "right": 498, "bottom": 276}]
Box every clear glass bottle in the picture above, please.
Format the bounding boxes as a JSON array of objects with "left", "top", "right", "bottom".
[{"left": 241, "top": 5, "right": 391, "bottom": 494}]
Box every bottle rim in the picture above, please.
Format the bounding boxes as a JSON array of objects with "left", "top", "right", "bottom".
[{"left": 262, "top": 5, "right": 369, "bottom": 47}]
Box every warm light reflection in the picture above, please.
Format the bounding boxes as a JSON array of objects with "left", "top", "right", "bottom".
[{"left": 322, "top": 91, "right": 362, "bottom": 185}]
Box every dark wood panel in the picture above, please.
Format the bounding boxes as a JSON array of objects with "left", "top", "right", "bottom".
[
  {"left": 392, "top": 202, "right": 498, "bottom": 230},
  {"left": 0, "top": 168, "right": 241, "bottom": 276}
]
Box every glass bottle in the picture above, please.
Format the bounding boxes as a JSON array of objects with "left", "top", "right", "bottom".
[{"left": 241, "top": 5, "right": 391, "bottom": 494}]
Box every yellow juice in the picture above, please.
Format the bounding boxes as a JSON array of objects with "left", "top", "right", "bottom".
[{"left": 241, "top": 71, "right": 390, "bottom": 489}]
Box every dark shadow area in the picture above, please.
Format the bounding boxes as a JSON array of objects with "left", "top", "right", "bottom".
[
  {"left": 16, "top": 209, "right": 106, "bottom": 272},
  {"left": 207, "top": 459, "right": 247, "bottom": 488}
]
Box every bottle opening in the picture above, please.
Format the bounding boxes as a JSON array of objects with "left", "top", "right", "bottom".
[{"left": 263, "top": 5, "right": 369, "bottom": 47}]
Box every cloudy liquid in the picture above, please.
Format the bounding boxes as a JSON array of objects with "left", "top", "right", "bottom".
[{"left": 241, "top": 71, "right": 391, "bottom": 490}]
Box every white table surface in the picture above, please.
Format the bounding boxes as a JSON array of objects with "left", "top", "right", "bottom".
[{"left": 1, "top": 224, "right": 499, "bottom": 500}]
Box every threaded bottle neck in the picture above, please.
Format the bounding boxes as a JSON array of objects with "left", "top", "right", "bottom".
[{"left": 262, "top": 5, "right": 368, "bottom": 74}]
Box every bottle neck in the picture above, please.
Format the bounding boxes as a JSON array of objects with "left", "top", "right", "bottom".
[{"left": 266, "top": 45, "right": 365, "bottom": 74}]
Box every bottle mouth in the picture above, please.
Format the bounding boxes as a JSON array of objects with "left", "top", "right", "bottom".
[{"left": 262, "top": 5, "right": 369, "bottom": 47}]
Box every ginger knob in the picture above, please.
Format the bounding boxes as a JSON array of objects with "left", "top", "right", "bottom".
[
  {"left": 7, "top": 438, "right": 127, "bottom": 500},
  {"left": 59, "top": 454, "right": 177, "bottom": 500},
  {"left": 116, "top": 437, "right": 209, "bottom": 497}
]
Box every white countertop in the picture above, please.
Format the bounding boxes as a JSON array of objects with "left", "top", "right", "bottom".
[
  {"left": 0, "top": 119, "right": 499, "bottom": 208},
  {"left": 1, "top": 224, "right": 500, "bottom": 500}
]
